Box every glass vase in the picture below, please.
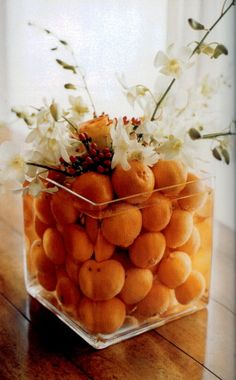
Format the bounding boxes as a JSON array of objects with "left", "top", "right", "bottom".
[{"left": 23, "top": 174, "right": 214, "bottom": 349}]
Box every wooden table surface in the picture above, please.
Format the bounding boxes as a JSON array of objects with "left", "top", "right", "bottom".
[{"left": 0, "top": 192, "right": 235, "bottom": 380}]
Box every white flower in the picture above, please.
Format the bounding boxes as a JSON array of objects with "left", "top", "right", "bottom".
[
  {"left": 0, "top": 141, "right": 25, "bottom": 183},
  {"left": 110, "top": 119, "right": 159, "bottom": 170},
  {"left": 25, "top": 106, "right": 74, "bottom": 165},
  {"left": 110, "top": 119, "right": 131, "bottom": 170},
  {"left": 154, "top": 44, "right": 193, "bottom": 78},
  {"left": 68, "top": 96, "right": 89, "bottom": 119}
]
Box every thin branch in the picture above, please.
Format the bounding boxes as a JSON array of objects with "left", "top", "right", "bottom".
[{"left": 26, "top": 162, "right": 73, "bottom": 176}]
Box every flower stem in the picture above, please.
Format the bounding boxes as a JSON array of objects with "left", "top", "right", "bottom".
[
  {"left": 190, "top": 0, "right": 235, "bottom": 57},
  {"left": 150, "top": 0, "right": 235, "bottom": 121},
  {"left": 150, "top": 78, "right": 175, "bottom": 121},
  {"left": 201, "top": 131, "right": 236, "bottom": 139},
  {"left": 26, "top": 162, "right": 73, "bottom": 176}
]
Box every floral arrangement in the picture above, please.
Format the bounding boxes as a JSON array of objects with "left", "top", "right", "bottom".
[{"left": 0, "top": 0, "right": 235, "bottom": 196}]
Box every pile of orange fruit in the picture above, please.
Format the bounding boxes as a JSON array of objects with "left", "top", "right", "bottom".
[{"left": 24, "top": 157, "right": 213, "bottom": 335}]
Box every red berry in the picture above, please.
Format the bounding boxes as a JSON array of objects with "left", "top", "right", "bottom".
[
  {"left": 97, "top": 165, "right": 105, "bottom": 173},
  {"left": 90, "top": 142, "right": 98, "bottom": 150},
  {"left": 85, "top": 156, "right": 94, "bottom": 165},
  {"left": 103, "top": 147, "right": 110, "bottom": 154},
  {"left": 98, "top": 152, "right": 104, "bottom": 159},
  {"left": 103, "top": 160, "right": 111, "bottom": 167},
  {"left": 94, "top": 157, "right": 100, "bottom": 163},
  {"left": 104, "top": 152, "right": 112, "bottom": 158},
  {"left": 79, "top": 133, "right": 86, "bottom": 141},
  {"left": 89, "top": 148, "right": 97, "bottom": 156}
]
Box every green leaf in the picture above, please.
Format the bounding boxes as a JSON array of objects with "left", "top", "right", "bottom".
[
  {"left": 212, "top": 147, "right": 222, "bottom": 161},
  {"left": 212, "top": 44, "right": 228, "bottom": 59},
  {"left": 188, "top": 128, "right": 201, "bottom": 140},
  {"left": 221, "top": 148, "right": 230, "bottom": 164},
  {"left": 188, "top": 18, "right": 205, "bottom": 30},
  {"left": 64, "top": 83, "right": 77, "bottom": 90},
  {"left": 59, "top": 40, "right": 68, "bottom": 46},
  {"left": 55, "top": 59, "right": 76, "bottom": 74}
]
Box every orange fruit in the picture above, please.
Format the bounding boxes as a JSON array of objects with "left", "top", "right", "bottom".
[
  {"left": 94, "top": 229, "right": 115, "bottom": 262},
  {"left": 78, "top": 114, "right": 112, "bottom": 148},
  {"left": 23, "top": 193, "right": 34, "bottom": 229},
  {"left": 34, "top": 192, "right": 55, "bottom": 225},
  {"left": 191, "top": 247, "right": 212, "bottom": 287},
  {"left": 152, "top": 159, "right": 187, "bottom": 195},
  {"left": 65, "top": 255, "right": 82, "bottom": 283},
  {"left": 51, "top": 188, "right": 79, "bottom": 225},
  {"left": 78, "top": 297, "right": 126, "bottom": 334},
  {"left": 134, "top": 279, "right": 171, "bottom": 319},
  {"left": 141, "top": 192, "right": 172, "bottom": 232},
  {"left": 85, "top": 216, "right": 99, "bottom": 243},
  {"left": 129, "top": 232, "right": 166, "bottom": 268},
  {"left": 72, "top": 172, "right": 113, "bottom": 211},
  {"left": 177, "top": 226, "right": 201, "bottom": 256},
  {"left": 195, "top": 188, "right": 214, "bottom": 219},
  {"left": 43, "top": 227, "right": 66, "bottom": 265},
  {"left": 164, "top": 209, "right": 193, "bottom": 248},
  {"left": 175, "top": 270, "right": 206, "bottom": 304},
  {"left": 119, "top": 268, "right": 153, "bottom": 304},
  {"left": 178, "top": 173, "right": 207, "bottom": 212},
  {"left": 78, "top": 259, "right": 125, "bottom": 301},
  {"left": 34, "top": 217, "right": 50, "bottom": 238},
  {"left": 37, "top": 271, "right": 57, "bottom": 292},
  {"left": 56, "top": 276, "right": 81, "bottom": 312},
  {"left": 111, "top": 160, "right": 155, "bottom": 204},
  {"left": 63, "top": 224, "right": 93, "bottom": 262},
  {"left": 30, "top": 240, "right": 55, "bottom": 274},
  {"left": 158, "top": 251, "right": 192, "bottom": 289},
  {"left": 101, "top": 203, "right": 142, "bottom": 247}
]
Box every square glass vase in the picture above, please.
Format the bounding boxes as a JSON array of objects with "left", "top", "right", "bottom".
[{"left": 23, "top": 173, "right": 214, "bottom": 349}]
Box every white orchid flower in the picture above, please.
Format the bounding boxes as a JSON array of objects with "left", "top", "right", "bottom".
[
  {"left": 154, "top": 44, "right": 193, "bottom": 78},
  {"left": 0, "top": 141, "right": 25, "bottom": 183},
  {"left": 68, "top": 96, "right": 89, "bottom": 119}
]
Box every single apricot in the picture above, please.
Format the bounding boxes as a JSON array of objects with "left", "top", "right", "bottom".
[
  {"left": 94, "top": 229, "right": 115, "bottom": 262},
  {"left": 85, "top": 216, "right": 99, "bottom": 243},
  {"left": 178, "top": 173, "right": 207, "bottom": 212},
  {"left": 141, "top": 192, "right": 172, "bottom": 232},
  {"left": 79, "top": 259, "right": 125, "bottom": 301},
  {"left": 129, "top": 232, "right": 166, "bottom": 268},
  {"left": 195, "top": 189, "right": 214, "bottom": 219},
  {"left": 111, "top": 160, "right": 155, "bottom": 204},
  {"left": 164, "top": 209, "right": 193, "bottom": 248},
  {"left": 51, "top": 188, "right": 79, "bottom": 225},
  {"left": 134, "top": 279, "right": 171, "bottom": 319},
  {"left": 101, "top": 203, "right": 142, "bottom": 247},
  {"left": 72, "top": 172, "right": 113, "bottom": 211},
  {"left": 119, "top": 268, "right": 153, "bottom": 304},
  {"left": 152, "top": 159, "right": 187, "bottom": 196},
  {"left": 195, "top": 218, "right": 213, "bottom": 250},
  {"left": 78, "top": 297, "right": 126, "bottom": 334},
  {"left": 35, "top": 217, "right": 50, "bottom": 238},
  {"left": 30, "top": 240, "right": 55, "bottom": 274},
  {"left": 56, "top": 276, "right": 81, "bottom": 311},
  {"left": 37, "top": 271, "right": 57, "bottom": 292},
  {"left": 79, "top": 114, "right": 112, "bottom": 148},
  {"left": 158, "top": 251, "right": 192, "bottom": 289},
  {"left": 191, "top": 247, "right": 212, "bottom": 287},
  {"left": 43, "top": 227, "right": 66, "bottom": 265},
  {"left": 63, "top": 224, "right": 94, "bottom": 262},
  {"left": 175, "top": 270, "right": 206, "bottom": 304},
  {"left": 23, "top": 193, "right": 34, "bottom": 229},
  {"left": 34, "top": 192, "right": 55, "bottom": 225},
  {"left": 177, "top": 226, "right": 201, "bottom": 256},
  {"left": 65, "top": 255, "right": 82, "bottom": 283}
]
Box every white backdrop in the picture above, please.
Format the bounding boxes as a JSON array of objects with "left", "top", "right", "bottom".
[{"left": 0, "top": 0, "right": 235, "bottom": 229}]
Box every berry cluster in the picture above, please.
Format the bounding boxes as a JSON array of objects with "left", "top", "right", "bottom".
[{"left": 60, "top": 132, "right": 113, "bottom": 176}]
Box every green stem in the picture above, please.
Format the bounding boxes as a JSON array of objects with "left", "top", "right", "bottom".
[
  {"left": 190, "top": 0, "right": 235, "bottom": 57},
  {"left": 150, "top": 78, "right": 175, "bottom": 121},
  {"left": 26, "top": 162, "right": 73, "bottom": 176},
  {"left": 201, "top": 131, "right": 236, "bottom": 139},
  {"left": 151, "top": 0, "right": 235, "bottom": 121}
]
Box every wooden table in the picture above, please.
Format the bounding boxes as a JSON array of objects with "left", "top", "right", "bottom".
[{"left": 0, "top": 192, "right": 235, "bottom": 380}]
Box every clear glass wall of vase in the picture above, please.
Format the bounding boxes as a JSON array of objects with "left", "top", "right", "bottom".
[{"left": 23, "top": 173, "right": 214, "bottom": 349}]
